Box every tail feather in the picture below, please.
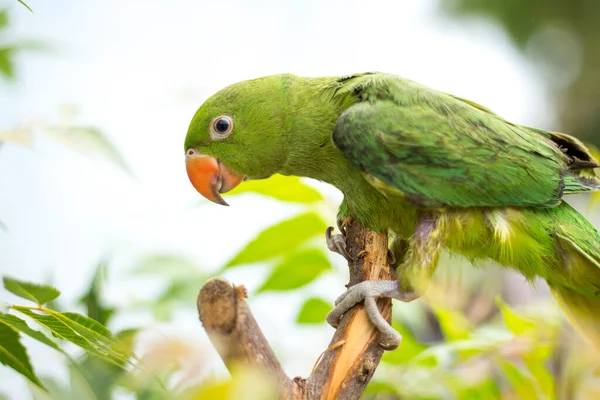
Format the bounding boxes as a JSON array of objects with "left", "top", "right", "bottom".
[
  {"left": 547, "top": 209, "right": 600, "bottom": 352},
  {"left": 550, "top": 285, "right": 600, "bottom": 352}
]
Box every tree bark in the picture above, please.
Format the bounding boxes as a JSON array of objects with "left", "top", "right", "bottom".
[{"left": 196, "top": 219, "right": 394, "bottom": 399}]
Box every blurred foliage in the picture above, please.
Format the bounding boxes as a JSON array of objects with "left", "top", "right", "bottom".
[
  {"left": 4, "top": 153, "right": 600, "bottom": 399},
  {"left": 0, "top": 7, "right": 43, "bottom": 80},
  {"left": 0, "top": 277, "right": 137, "bottom": 390},
  {"left": 440, "top": 0, "right": 600, "bottom": 145},
  {"left": 17, "top": 1, "right": 32, "bottom": 13},
  {"left": 4, "top": 3, "right": 600, "bottom": 399},
  {"left": 227, "top": 174, "right": 323, "bottom": 203}
]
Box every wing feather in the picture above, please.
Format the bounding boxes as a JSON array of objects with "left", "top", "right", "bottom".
[{"left": 331, "top": 75, "right": 598, "bottom": 208}]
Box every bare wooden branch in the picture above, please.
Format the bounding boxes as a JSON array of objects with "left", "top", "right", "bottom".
[
  {"left": 197, "top": 278, "right": 300, "bottom": 398},
  {"left": 197, "top": 219, "right": 393, "bottom": 399}
]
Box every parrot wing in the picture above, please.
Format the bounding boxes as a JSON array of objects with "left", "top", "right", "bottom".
[{"left": 331, "top": 75, "right": 599, "bottom": 208}]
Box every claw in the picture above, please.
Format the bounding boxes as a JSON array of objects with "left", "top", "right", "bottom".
[
  {"left": 336, "top": 219, "right": 347, "bottom": 237},
  {"left": 326, "top": 280, "right": 418, "bottom": 350},
  {"left": 326, "top": 226, "right": 353, "bottom": 261}
]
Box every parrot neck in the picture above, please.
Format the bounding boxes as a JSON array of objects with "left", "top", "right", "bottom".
[
  {"left": 275, "top": 79, "right": 363, "bottom": 193},
  {"left": 275, "top": 75, "right": 419, "bottom": 235}
]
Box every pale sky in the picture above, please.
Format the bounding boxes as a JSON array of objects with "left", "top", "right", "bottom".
[{"left": 0, "top": 0, "right": 552, "bottom": 398}]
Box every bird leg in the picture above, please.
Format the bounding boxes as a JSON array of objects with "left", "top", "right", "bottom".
[
  {"left": 326, "top": 214, "right": 442, "bottom": 350},
  {"left": 326, "top": 219, "right": 353, "bottom": 262},
  {"left": 326, "top": 280, "right": 417, "bottom": 349}
]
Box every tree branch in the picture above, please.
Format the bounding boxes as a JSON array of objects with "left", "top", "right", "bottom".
[{"left": 197, "top": 219, "right": 393, "bottom": 399}]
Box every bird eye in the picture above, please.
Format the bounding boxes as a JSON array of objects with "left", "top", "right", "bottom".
[{"left": 210, "top": 115, "right": 234, "bottom": 139}]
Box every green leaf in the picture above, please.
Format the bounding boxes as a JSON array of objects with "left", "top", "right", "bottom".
[
  {"left": 143, "top": 280, "right": 205, "bottom": 321},
  {"left": 225, "top": 212, "right": 327, "bottom": 268},
  {"left": 41, "top": 125, "right": 132, "bottom": 175},
  {"left": 0, "top": 48, "right": 14, "bottom": 79},
  {"left": 3, "top": 277, "right": 61, "bottom": 306},
  {"left": 433, "top": 306, "right": 472, "bottom": 341},
  {"left": 362, "top": 380, "right": 401, "bottom": 397},
  {"left": 0, "top": 321, "right": 44, "bottom": 388},
  {"left": 14, "top": 307, "right": 133, "bottom": 368},
  {"left": 78, "top": 261, "right": 115, "bottom": 326},
  {"left": 296, "top": 297, "right": 331, "bottom": 324},
  {"left": 381, "top": 321, "right": 428, "bottom": 365},
  {"left": 227, "top": 174, "right": 323, "bottom": 203},
  {"left": 497, "top": 359, "right": 545, "bottom": 400},
  {"left": 130, "top": 253, "right": 206, "bottom": 320},
  {"left": 18, "top": 0, "right": 34, "bottom": 13},
  {"left": 28, "top": 377, "right": 70, "bottom": 400},
  {"left": 525, "top": 358, "right": 555, "bottom": 399},
  {"left": 0, "top": 10, "right": 8, "bottom": 30},
  {"left": 257, "top": 249, "right": 331, "bottom": 292},
  {"left": 496, "top": 298, "right": 537, "bottom": 335},
  {"left": 0, "top": 312, "right": 62, "bottom": 353}
]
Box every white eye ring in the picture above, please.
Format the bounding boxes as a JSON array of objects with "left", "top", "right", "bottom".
[{"left": 209, "top": 115, "right": 234, "bottom": 140}]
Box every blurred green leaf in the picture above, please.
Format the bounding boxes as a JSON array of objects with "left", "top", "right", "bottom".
[
  {"left": 78, "top": 261, "right": 115, "bottom": 326},
  {"left": 187, "top": 379, "right": 231, "bottom": 400},
  {"left": 130, "top": 253, "right": 206, "bottom": 320},
  {"left": 70, "top": 356, "right": 121, "bottom": 400},
  {"left": 444, "top": 373, "right": 501, "bottom": 400},
  {"left": 14, "top": 307, "right": 133, "bottom": 368},
  {"left": 0, "top": 48, "right": 14, "bottom": 79},
  {"left": 28, "top": 377, "right": 67, "bottom": 400},
  {"left": 0, "top": 128, "right": 33, "bottom": 147},
  {"left": 381, "top": 321, "right": 428, "bottom": 365},
  {"left": 3, "top": 277, "right": 61, "bottom": 306},
  {"left": 497, "top": 359, "right": 547, "bottom": 400},
  {"left": 50, "top": 332, "right": 139, "bottom": 400},
  {"left": 496, "top": 298, "right": 537, "bottom": 336},
  {"left": 42, "top": 125, "right": 132, "bottom": 175},
  {"left": 185, "top": 366, "right": 276, "bottom": 400},
  {"left": 413, "top": 335, "right": 507, "bottom": 368},
  {"left": 525, "top": 358, "right": 555, "bottom": 400},
  {"left": 258, "top": 248, "right": 331, "bottom": 292},
  {"left": 18, "top": 1, "right": 33, "bottom": 13},
  {"left": 362, "top": 380, "right": 401, "bottom": 397},
  {"left": 0, "top": 10, "right": 8, "bottom": 30},
  {"left": 0, "top": 219, "right": 7, "bottom": 232},
  {"left": 0, "top": 321, "right": 44, "bottom": 389},
  {"left": 296, "top": 297, "right": 331, "bottom": 324},
  {"left": 434, "top": 307, "right": 472, "bottom": 341},
  {"left": 0, "top": 312, "right": 63, "bottom": 353},
  {"left": 227, "top": 174, "right": 323, "bottom": 203},
  {"left": 152, "top": 280, "right": 203, "bottom": 321},
  {"left": 225, "top": 212, "right": 327, "bottom": 268}
]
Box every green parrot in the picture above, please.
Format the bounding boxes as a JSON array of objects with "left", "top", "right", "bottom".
[{"left": 184, "top": 72, "right": 600, "bottom": 350}]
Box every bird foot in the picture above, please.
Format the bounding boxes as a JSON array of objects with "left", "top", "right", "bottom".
[
  {"left": 326, "top": 280, "right": 419, "bottom": 350},
  {"left": 326, "top": 226, "right": 353, "bottom": 262}
]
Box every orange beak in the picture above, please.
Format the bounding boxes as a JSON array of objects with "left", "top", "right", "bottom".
[{"left": 185, "top": 153, "right": 244, "bottom": 206}]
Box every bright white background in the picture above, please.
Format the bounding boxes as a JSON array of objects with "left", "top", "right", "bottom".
[{"left": 0, "top": 0, "right": 553, "bottom": 398}]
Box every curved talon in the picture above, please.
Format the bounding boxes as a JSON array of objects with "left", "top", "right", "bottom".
[
  {"left": 336, "top": 219, "right": 347, "bottom": 237},
  {"left": 326, "top": 226, "right": 334, "bottom": 240},
  {"left": 364, "top": 297, "right": 402, "bottom": 350},
  {"left": 326, "top": 226, "right": 353, "bottom": 261}
]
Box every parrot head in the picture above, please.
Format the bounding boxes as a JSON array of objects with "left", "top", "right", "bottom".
[{"left": 183, "top": 75, "right": 291, "bottom": 206}]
